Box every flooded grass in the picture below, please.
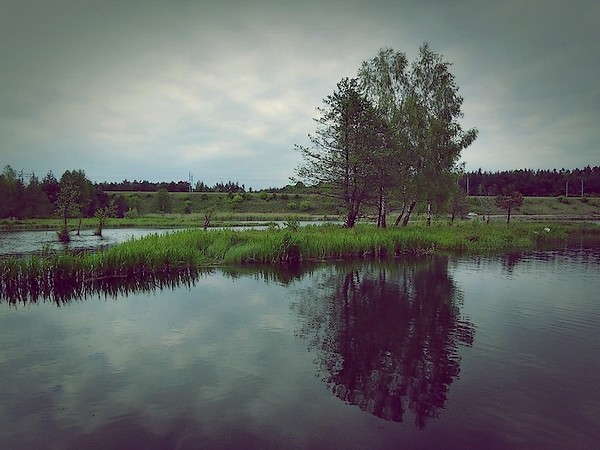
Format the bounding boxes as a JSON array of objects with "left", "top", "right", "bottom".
[{"left": 2, "top": 222, "right": 599, "bottom": 303}]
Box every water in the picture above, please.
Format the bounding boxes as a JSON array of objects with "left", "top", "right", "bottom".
[
  {"left": 1, "top": 248, "right": 599, "bottom": 449},
  {"left": 0, "top": 228, "right": 177, "bottom": 257},
  {"left": 0, "top": 222, "right": 337, "bottom": 257}
]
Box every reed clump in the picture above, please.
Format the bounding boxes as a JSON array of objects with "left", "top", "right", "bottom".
[{"left": 1, "top": 222, "right": 598, "bottom": 303}]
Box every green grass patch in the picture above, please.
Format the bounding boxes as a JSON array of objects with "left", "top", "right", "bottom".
[{"left": 3, "top": 221, "right": 599, "bottom": 303}]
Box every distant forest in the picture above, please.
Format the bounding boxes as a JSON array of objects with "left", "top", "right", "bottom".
[
  {"left": 1, "top": 165, "right": 599, "bottom": 220},
  {"left": 99, "top": 167, "right": 600, "bottom": 197},
  {"left": 98, "top": 179, "right": 247, "bottom": 193},
  {"left": 461, "top": 166, "right": 600, "bottom": 197}
]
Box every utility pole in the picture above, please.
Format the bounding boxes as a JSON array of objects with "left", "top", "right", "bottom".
[
  {"left": 565, "top": 181, "right": 568, "bottom": 197},
  {"left": 581, "top": 179, "right": 584, "bottom": 199},
  {"left": 189, "top": 172, "right": 194, "bottom": 192}
]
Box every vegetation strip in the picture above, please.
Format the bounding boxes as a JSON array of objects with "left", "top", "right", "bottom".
[{"left": 2, "top": 222, "right": 599, "bottom": 303}]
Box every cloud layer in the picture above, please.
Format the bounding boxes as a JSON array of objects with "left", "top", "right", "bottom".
[{"left": 1, "top": 0, "right": 598, "bottom": 188}]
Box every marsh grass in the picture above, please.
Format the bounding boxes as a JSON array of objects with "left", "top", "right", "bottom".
[{"left": 2, "top": 222, "right": 598, "bottom": 303}]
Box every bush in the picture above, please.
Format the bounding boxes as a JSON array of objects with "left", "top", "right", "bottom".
[
  {"left": 287, "top": 202, "right": 298, "bottom": 210},
  {"left": 57, "top": 226, "right": 70, "bottom": 243},
  {"left": 284, "top": 218, "right": 300, "bottom": 231},
  {"left": 557, "top": 195, "right": 571, "bottom": 204},
  {"left": 299, "top": 200, "right": 310, "bottom": 211},
  {"left": 124, "top": 208, "right": 138, "bottom": 219}
]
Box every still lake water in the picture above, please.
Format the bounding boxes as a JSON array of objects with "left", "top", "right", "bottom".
[
  {"left": 0, "top": 228, "right": 177, "bottom": 257},
  {"left": 1, "top": 246, "right": 599, "bottom": 449}
]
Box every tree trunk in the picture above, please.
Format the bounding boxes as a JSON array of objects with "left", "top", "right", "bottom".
[
  {"left": 345, "top": 212, "right": 357, "bottom": 228},
  {"left": 394, "top": 204, "right": 406, "bottom": 227},
  {"left": 426, "top": 203, "right": 431, "bottom": 226},
  {"left": 204, "top": 210, "right": 212, "bottom": 230},
  {"left": 377, "top": 191, "right": 387, "bottom": 228},
  {"left": 506, "top": 206, "right": 511, "bottom": 224},
  {"left": 402, "top": 200, "right": 416, "bottom": 227}
]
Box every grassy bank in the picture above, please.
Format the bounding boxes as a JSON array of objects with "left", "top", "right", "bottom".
[
  {"left": 0, "top": 212, "right": 335, "bottom": 231},
  {"left": 466, "top": 195, "right": 600, "bottom": 218},
  {"left": 1, "top": 194, "right": 598, "bottom": 231},
  {"left": 2, "top": 222, "right": 599, "bottom": 302}
]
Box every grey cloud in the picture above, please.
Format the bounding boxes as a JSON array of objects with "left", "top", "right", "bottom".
[{"left": 1, "top": 0, "right": 598, "bottom": 186}]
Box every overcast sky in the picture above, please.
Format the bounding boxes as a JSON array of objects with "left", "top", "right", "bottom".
[{"left": 1, "top": 0, "right": 598, "bottom": 188}]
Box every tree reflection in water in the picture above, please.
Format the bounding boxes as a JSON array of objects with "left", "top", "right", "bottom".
[{"left": 291, "top": 258, "right": 475, "bottom": 428}]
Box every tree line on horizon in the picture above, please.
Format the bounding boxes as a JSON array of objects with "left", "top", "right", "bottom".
[
  {"left": 2, "top": 161, "right": 599, "bottom": 221},
  {"left": 462, "top": 166, "right": 600, "bottom": 197},
  {"left": 97, "top": 179, "right": 247, "bottom": 194}
]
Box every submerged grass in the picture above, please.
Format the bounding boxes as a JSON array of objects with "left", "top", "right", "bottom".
[{"left": 2, "top": 221, "right": 599, "bottom": 302}]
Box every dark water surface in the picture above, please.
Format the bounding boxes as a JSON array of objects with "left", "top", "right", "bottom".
[
  {"left": 0, "top": 223, "right": 335, "bottom": 257},
  {"left": 1, "top": 248, "right": 599, "bottom": 449},
  {"left": 0, "top": 228, "right": 177, "bottom": 257}
]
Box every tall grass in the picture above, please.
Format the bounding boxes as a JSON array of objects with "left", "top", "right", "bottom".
[{"left": 2, "top": 222, "right": 598, "bottom": 303}]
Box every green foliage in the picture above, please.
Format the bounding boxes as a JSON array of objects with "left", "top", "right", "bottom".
[
  {"left": 296, "top": 44, "right": 477, "bottom": 228},
  {"left": 94, "top": 200, "right": 117, "bottom": 236},
  {"left": 156, "top": 187, "right": 172, "bottom": 213},
  {"left": 284, "top": 218, "right": 301, "bottom": 231},
  {"left": 55, "top": 181, "right": 80, "bottom": 231},
  {"left": 357, "top": 44, "right": 478, "bottom": 226},
  {"left": 495, "top": 192, "right": 524, "bottom": 224},
  {"left": 295, "top": 77, "right": 385, "bottom": 228},
  {"left": 57, "top": 226, "right": 70, "bottom": 243},
  {"left": 124, "top": 208, "right": 139, "bottom": 219},
  {"left": 557, "top": 195, "right": 571, "bottom": 204},
  {"left": 299, "top": 200, "right": 311, "bottom": 211},
  {"left": 59, "top": 169, "right": 96, "bottom": 217},
  {"left": 287, "top": 202, "right": 298, "bottom": 210}
]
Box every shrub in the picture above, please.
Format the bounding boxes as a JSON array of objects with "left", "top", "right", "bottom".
[
  {"left": 124, "top": 208, "right": 138, "bottom": 219},
  {"left": 557, "top": 195, "right": 571, "bottom": 204},
  {"left": 299, "top": 200, "right": 310, "bottom": 211},
  {"left": 287, "top": 202, "right": 298, "bottom": 210},
  {"left": 284, "top": 218, "right": 300, "bottom": 231},
  {"left": 231, "top": 194, "right": 243, "bottom": 203}
]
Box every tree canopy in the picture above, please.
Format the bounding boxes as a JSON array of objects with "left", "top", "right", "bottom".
[
  {"left": 296, "top": 43, "right": 478, "bottom": 227},
  {"left": 295, "top": 78, "right": 386, "bottom": 227}
]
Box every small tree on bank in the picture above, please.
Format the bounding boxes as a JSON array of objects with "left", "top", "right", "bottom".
[
  {"left": 495, "top": 191, "right": 523, "bottom": 224},
  {"left": 94, "top": 200, "right": 117, "bottom": 237},
  {"left": 156, "top": 187, "right": 172, "bottom": 213},
  {"left": 55, "top": 182, "right": 80, "bottom": 242}
]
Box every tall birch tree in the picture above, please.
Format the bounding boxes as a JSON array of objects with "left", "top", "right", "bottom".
[{"left": 359, "top": 44, "right": 478, "bottom": 226}]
